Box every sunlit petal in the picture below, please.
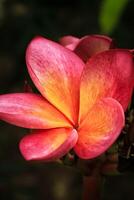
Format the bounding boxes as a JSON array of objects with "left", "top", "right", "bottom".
[
  {"left": 20, "top": 128, "right": 78, "bottom": 161},
  {"left": 26, "top": 36, "right": 85, "bottom": 124},
  {"left": 0, "top": 93, "right": 71, "bottom": 129},
  {"left": 74, "top": 98, "right": 124, "bottom": 159},
  {"left": 79, "top": 49, "right": 134, "bottom": 122}
]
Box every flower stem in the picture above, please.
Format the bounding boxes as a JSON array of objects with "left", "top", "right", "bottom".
[
  {"left": 82, "top": 175, "right": 102, "bottom": 200},
  {"left": 81, "top": 159, "right": 103, "bottom": 200}
]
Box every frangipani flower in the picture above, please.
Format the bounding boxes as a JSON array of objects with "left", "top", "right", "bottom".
[{"left": 0, "top": 35, "right": 134, "bottom": 161}]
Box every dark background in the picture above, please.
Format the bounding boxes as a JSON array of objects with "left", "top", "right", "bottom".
[{"left": 0, "top": 0, "right": 134, "bottom": 199}]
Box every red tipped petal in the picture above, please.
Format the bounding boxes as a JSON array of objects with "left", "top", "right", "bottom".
[
  {"left": 74, "top": 98, "right": 124, "bottom": 159},
  {"left": 26, "top": 36, "right": 85, "bottom": 124},
  {"left": 0, "top": 93, "right": 71, "bottom": 129},
  {"left": 19, "top": 128, "right": 78, "bottom": 161},
  {"left": 74, "top": 35, "right": 113, "bottom": 62},
  {"left": 79, "top": 49, "right": 134, "bottom": 122}
]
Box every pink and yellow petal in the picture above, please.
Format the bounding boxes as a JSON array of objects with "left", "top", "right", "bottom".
[
  {"left": 74, "top": 35, "right": 113, "bottom": 62},
  {"left": 19, "top": 128, "right": 78, "bottom": 161},
  {"left": 79, "top": 49, "right": 134, "bottom": 122},
  {"left": 26, "top": 36, "right": 85, "bottom": 124},
  {"left": 0, "top": 93, "right": 71, "bottom": 129},
  {"left": 74, "top": 98, "right": 124, "bottom": 159}
]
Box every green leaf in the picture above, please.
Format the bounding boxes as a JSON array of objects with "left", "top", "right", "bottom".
[{"left": 99, "top": 0, "right": 129, "bottom": 34}]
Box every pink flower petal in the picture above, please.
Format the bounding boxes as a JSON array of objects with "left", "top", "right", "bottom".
[
  {"left": 79, "top": 49, "right": 134, "bottom": 122},
  {"left": 65, "top": 43, "right": 79, "bottom": 51},
  {"left": 74, "top": 98, "right": 124, "bottom": 159},
  {"left": 74, "top": 35, "right": 113, "bottom": 62},
  {"left": 19, "top": 128, "right": 78, "bottom": 161},
  {"left": 26, "top": 36, "right": 85, "bottom": 124},
  {"left": 0, "top": 93, "right": 71, "bottom": 129},
  {"left": 59, "top": 35, "right": 80, "bottom": 50}
]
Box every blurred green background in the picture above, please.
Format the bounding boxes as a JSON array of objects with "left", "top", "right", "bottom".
[{"left": 0, "top": 0, "right": 134, "bottom": 199}]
